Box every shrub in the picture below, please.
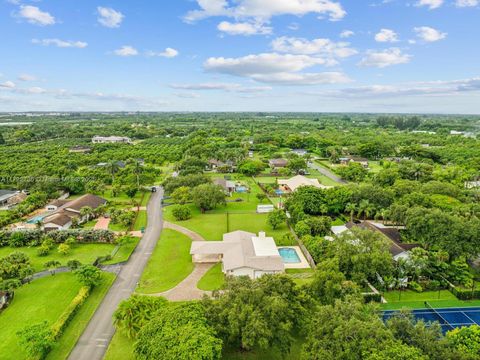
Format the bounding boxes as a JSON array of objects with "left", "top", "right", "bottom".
[
  {"left": 58, "top": 244, "right": 70, "bottom": 256},
  {"left": 67, "top": 260, "right": 82, "bottom": 270},
  {"left": 449, "top": 285, "right": 480, "bottom": 300},
  {"left": 51, "top": 286, "right": 90, "bottom": 339},
  {"left": 0, "top": 278, "right": 22, "bottom": 291},
  {"left": 74, "top": 265, "right": 103, "bottom": 288},
  {"left": 409, "top": 281, "right": 423, "bottom": 292},
  {"left": 171, "top": 205, "right": 192, "bottom": 221},
  {"left": 37, "top": 245, "right": 50, "bottom": 257}
]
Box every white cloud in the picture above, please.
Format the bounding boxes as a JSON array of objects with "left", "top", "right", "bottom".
[
  {"left": 415, "top": 0, "right": 443, "bottom": 9},
  {"left": 25, "top": 87, "right": 46, "bottom": 94},
  {"left": 340, "top": 30, "right": 354, "bottom": 38},
  {"left": 204, "top": 53, "right": 351, "bottom": 85},
  {"left": 271, "top": 37, "right": 357, "bottom": 61},
  {"left": 17, "top": 5, "right": 55, "bottom": 26},
  {"left": 18, "top": 74, "right": 37, "bottom": 81},
  {"left": 359, "top": 48, "right": 412, "bottom": 68},
  {"left": 0, "top": 81, "right": 16, "bottom": 89},
  {"left": 97, "top": 7, "right": 124, "bottom": 28},
  {"left": 32, "top": 38, "right": 88, "bottom": 48},
  {"left": 319, "top": 77, "right": 480, "bottom": 98},
  {"left": 146, "top": 48, "right": 179, "bottom": 58},
  {"left": 375, "top": 28, "right": 399, "bottom": 43},
  {"left": 414, "top": 26, "right": 447, "bottom": 42},
  {"left": 114, "top": 46, "right": 138, "bottom": 57},
  {"left": 217, "top": 21, "right": 272, "bottom": 36},
  {"left": 185, "top": 0, "right": 347, "bottom": 22},
  {"left": 170, "top": 82, "right": 272, "bottom": 92},
  {"left": 455, "top": 0, "right": 478, "bottom": 7}
]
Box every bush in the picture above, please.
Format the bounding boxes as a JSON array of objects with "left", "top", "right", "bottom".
[
  {"left": 17, "top": 322, "right": 54, "bottom": 360},
  {"left": 409, "top": 281, "right": 423, "bottom": 292},
  {"left": 51, "top": 286, "right": 90, "bottom": 339},
  {"left": 171, "top": 205, "right": 192, "bottom": 221},
  {"left": 450, "top": 285, "right": 480, "bottom": 300},
  {"left": 67, "top": 259, "right": 82, "bottom": 270},
  {"left": 363, "top": 292, "right": 382, "bottom": 303},
  {"left": 74, "top": 265, "right": 103, "bottom": 288},
  {"left": 0, "top": 278, "right": 22, "bottom": 291},
  {"left": 37, "top": 245, "right": 50, "bottom": 257}
]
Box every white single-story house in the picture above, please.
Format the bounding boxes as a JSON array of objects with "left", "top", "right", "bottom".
[
  {"left": 257, "top": 204, "right": 275, "bottom": 213},
  {"left": 278, "top": 175, "right": 331, "bottom": 193},
  {"left": 92, "top": 136, "right": 131, "bottom": 144},
  {"left": 213, "top": 178, "right": 236, "bottom": 195},
  {"left": 269, "top": 158, "right": 288, "bottom": 169},
  {"left": 339, "top": 156, "right": 369, "bottom": 168},
  {"left": 190, "top": 231, "right": 285, "bottom": 279},
  {"left": 291, "top": 149, "right": 308, "bottom": 157}
]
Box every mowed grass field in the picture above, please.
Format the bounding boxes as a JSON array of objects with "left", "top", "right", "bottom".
[
  {"left": 381, "top": 290, "right": 480, "bottom": 310},
  {"left": 136, "top": 228, "right": 194, "bottom": 294},
  {"left": 0, "top": 243, "right": 116, "bottom": 272},
  {"left": 197, "top": 263, "right": 225, "bottom": 291},
  {"left": 0, "top": 272, "right": 114, "bottom": 359}
]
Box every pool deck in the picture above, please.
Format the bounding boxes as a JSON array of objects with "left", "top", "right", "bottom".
[{"left": 279, "top": 246, "right": 311, "bottom": 269}]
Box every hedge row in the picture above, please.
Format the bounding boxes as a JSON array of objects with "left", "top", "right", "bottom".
[
  {"left": 51, "top": 286, "right": 90, "bottom": 340},
  {"left": 363, "top": 292, "right": 382, "bottom": 303},
  {"left": 449, "top": 285, "right": 480, "bottom": 300},
  {"left": 0, "top": 229, "right": 115, "bottom": 248}
]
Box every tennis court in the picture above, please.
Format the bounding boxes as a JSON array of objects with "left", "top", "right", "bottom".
[{"left": 383, "top": 306, "right": 480, "bottom": 333}]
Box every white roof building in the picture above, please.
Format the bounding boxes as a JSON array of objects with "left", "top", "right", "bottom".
[
  {"left": 190, "top": 231, "right": 284, "bottom": 279},
  {"left": 278, "top": 175, "right": 331, "bottom": 192},
  {"left": 92, "top": 136, "right": 131, "bottom": 144}
]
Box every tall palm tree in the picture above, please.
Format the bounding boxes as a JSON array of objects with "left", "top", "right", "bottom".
[
  {"left": 345, "top": 203, "right": 356, "bottom": 222},
  {"left": 106, "top": 160, "right": 120, "bottom": 184}
]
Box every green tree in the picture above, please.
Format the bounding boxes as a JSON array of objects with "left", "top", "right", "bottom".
[
  {"left": 446, "top": 325, "right": 480, "bottom": 357},
  {"left": 17, "top": 322, "right": 54, "bottom": 360},
  {"left": 135, "top": 303, "right": 223, "bottom": 360},
  {"left": 171, "top": 186, "right": 191, "bottom": 205},
  {"left": 191, "top": 183, "right": 226, "bottom": 213},
  {"left": 57, "top": 243, "right": 70, "bottom": 256},
  {"left": 267, "top": 209, "right": 286, "bottom": 229},
  {"left": 171, "top": 205, "right": 192, "bottom": 221},
  {"left": 74, "top": 265, "right": 102, "bottom": 288},
  {"left": 114, "top": 295, "right": 167, "bottom": 339},
  {"left": 44, "top": 260, "right": 61, "bottom": 275}
]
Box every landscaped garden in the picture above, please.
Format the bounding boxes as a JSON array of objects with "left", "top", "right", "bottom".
[
  {"left": 381, "top": 290, "right": 480, "bottom": 310},
  {"left": 136, "top": 228, "right": 194, "bottom": 294}
]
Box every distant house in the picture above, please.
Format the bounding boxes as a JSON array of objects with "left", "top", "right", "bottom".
[
  {"left": 291, "top": 149, "right": 308, "bottom": 157},
  {"left": 278, "top": 175, "right": 331, "bottom": 193},
  {"left": 257, "top": 204, "right": 275, "bottom": 213},
  {"left": 207, "top": 159, "right": 235, "bottom": 173},
  {"left": 207, "top": 159, "right": 225, "bottom": 170},
  {"left": 42, "top": 194, "right": 107, "bottom": 231},
  {"left": 335, "top": 221, "right": 419, "bottom": 261},
  {"left": 339, "top": 156, "right": 369, "bottom": 168},
  {"left": 190, "top": 231, "right": 284, "bottom": 279},
  {"left": 465, "top": 181, "right": 480, "bottom": 189},
  {"left": 92, "top": 136, "right": 131, "bottom": 144},
  {"left": 96, "top": 160, "right": 126, "bottom": 169},
  {"left": 213, "top": 178, "right": 236, "bottom": 195},
  {"left": 0, "top": 190, "right": 26, "bottom": 209},
  {"left": 269, "top": 158, "right": 288, "bottom": 169},
  {"left": 69, "top": 146, "right": 92, "bottom": 154}
]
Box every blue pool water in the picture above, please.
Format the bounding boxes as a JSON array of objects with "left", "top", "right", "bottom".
[
  {"left": 275, "top": 189, "right": 284, "bottom": 195},
  {"left": 236, "top": 186, "right": 248, "bottom": 193},
  {"left": 27, "top": 215, "right": 46, "bottom": 224},
  {"left": 278, "top": 248, "right": 301, "bottom": 263}
]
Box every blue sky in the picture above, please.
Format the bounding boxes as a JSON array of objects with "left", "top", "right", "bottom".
[{"left": 0, "top": 0, "right": 479, "bottom": 113}]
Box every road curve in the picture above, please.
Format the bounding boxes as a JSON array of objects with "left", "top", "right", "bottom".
[{"left": 68, "top": 188, "right": 164, "bottom": 360}]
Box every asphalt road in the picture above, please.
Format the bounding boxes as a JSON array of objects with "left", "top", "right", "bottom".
[
  {"left": 68, "top": 187, "right": 164, "bottom": 360},
  {"left": 308, "top": 161, "right": 348, "bottom": 184}
]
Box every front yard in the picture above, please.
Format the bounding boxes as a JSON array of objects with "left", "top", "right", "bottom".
[{"left": 136, "top": 228, "right": 194, "bottom": 294}]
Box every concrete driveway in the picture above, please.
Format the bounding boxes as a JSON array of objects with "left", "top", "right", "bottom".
[{"left": 68, "top": 188, "right": 164, "bottom": 360}]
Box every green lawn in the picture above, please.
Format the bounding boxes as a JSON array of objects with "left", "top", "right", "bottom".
[
  {"left": 133, "top": 210, "right": 147, "bottom": 231},
  {"left": 381, "top": 290, "right": 480, "bottom": 310},
  {"left": 0, "top": 243, "right": 117, "bottom": 272},
  {"left": 102, "top": 237, "right": 140, "bottom": 265},
  {"left": 197, "top": 263, "right": 225, "bottom": 291},
  {"left": 368, "top": 161, "right": 383, "bottom": 174},
  {"left": 0, "top": 273, "right": 82, "bottom": 359},
  {"left": 104, "top": 331, "right": 135, "bottom": 360},
  {"left": 228, "top": 213, "right": 290, "bottom": 240},
  {"left": 136, "top": 228, "right": 194, "bottom": 294},
  {"left": 47, "top": 272, "right": 116, "bottom": 360}
]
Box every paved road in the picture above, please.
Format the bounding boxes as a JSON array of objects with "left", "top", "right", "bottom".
[
  {"left": 309, "top": 161, "right": 348, "bottom": 184},
  {"left": 68, "top": 188, "right": 164, "bottom": 360}
]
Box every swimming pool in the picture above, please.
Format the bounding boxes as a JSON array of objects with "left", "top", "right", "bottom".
[
  {"left": 278, "top": 247, "right": 301, "bottom": 263},
  {"left": 27, "top": 215, "right": 47, "bottom": 224},
  {"left": 236, "top": 186, "right": 248, "bottom": 193},
  {"left": 275, "top": 189, "right": 284, "bottom": 195}
]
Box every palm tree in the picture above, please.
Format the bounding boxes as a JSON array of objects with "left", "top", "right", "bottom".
[
  {"left": 357, "top": 200, "right": 371, "bottom": 220},
  {"left": 106, "top": 160, "right": 120, "bottom": 184},
  {"left": 345, "top": 203, "right": 356, "bottom": 222},
  {"left": 80, "top": 206, "right": 94, "bottom": 222}
]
